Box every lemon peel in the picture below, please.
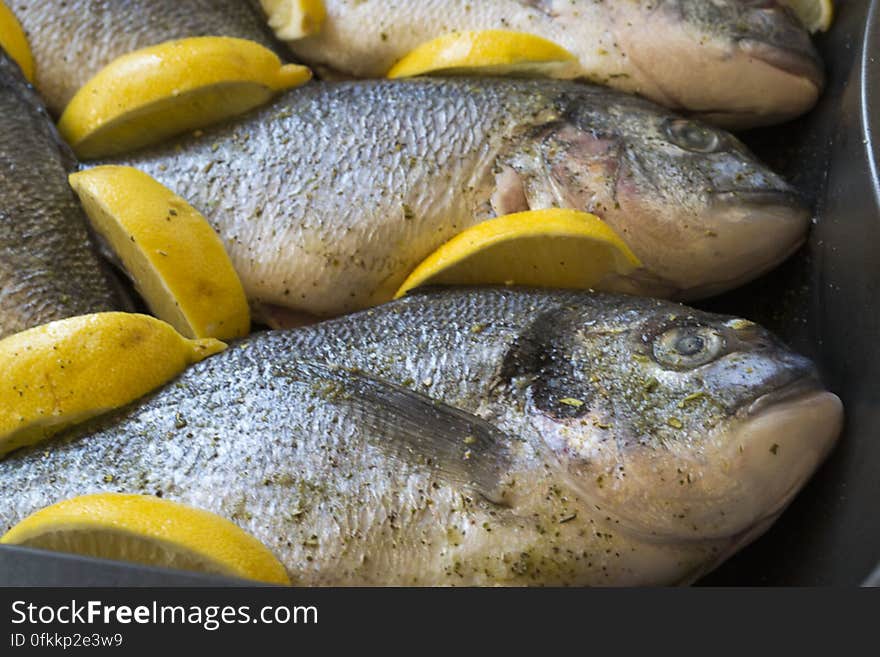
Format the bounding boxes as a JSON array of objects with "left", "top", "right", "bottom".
[
  {"left": 2, "top": 493, "right": 290, "bottom": 585},
  {"left": 58, "top": 36, "right": 311, "bottom": 159},
  {"left": 396, "top": 209, "right": 641, "bottom": 298},
  {"left": 70, "top": 166, "right": 250, "bottom": 341}
]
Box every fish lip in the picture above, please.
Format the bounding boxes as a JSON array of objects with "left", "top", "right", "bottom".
[
  {"left": 746, "top": 376, "right": 825, "bottom": 417},
  {"left": 737, "top": 38, "right": 826, "bottom": 92},
  {"left": 709, "top": 188, "right": 805, "bottom": 210},
  {"left": 667, "top": 189, "right": 810, "bottom": 300}
]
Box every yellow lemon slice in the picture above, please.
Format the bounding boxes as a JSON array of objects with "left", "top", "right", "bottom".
[
  {"left": 2, "top": 494, "right": 290, "bottom": 585},
  {"left": 260, "top": 0, "right": 326, "bottom": 41},
  {"left": 70, "top": 166, "right": 250, "bottom": 342},
  {"left": 0, "top": 0, "right": 34, "bottom": 81},
  {"left": 780, "top": 0, "right": 834, "bottom": 33},
  {"left": 0, "top": 313, "right": 224, "bottom": 458},
  {"left": 58, "top": 36, "right": 312, "bottom": 159},
  {"left": 395, "top": 209, "right": 641, "bottom": 298},
  {"left": 387, "top": 30, "right": 578, "bottom": 79}
]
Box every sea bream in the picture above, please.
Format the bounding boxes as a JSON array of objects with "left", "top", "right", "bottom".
[
  {"left": 255, "top": 0, "right": 824, "bottom": 128},
  {"left": 0, "top": 288, "right": 843, "bottom": 585},
  {"left": 0, "top": 50, "right": 122, "bottom": 338},
  {"left": 11, "top": 0, "right": 285, "bottom": 115},
  {"left": 116, "top": 78, "right": 810, "bottom": 320}
]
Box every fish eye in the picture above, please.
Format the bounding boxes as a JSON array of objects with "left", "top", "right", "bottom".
[
  {"left": 652, "top": 325, "right": 726, "bottom": 369},
  {"left": 663, "top": 119, "right": 723, "bottom": 153}
]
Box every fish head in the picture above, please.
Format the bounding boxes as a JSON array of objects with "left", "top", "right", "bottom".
[
  {"left": 505, "top": 98, "right": 811, "bottom": 299},
  {"left": 608, "top": 0, "right": 824, "bottom": 126},
  {"left": 508, "top": 296, "right": 842, "bottom": 543}
]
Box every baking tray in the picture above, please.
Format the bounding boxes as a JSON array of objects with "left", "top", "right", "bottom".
[
  {"left": 700, "top": 0, "right": 880, "bottom": 585},
  {"left": 1, "top": 0, "right": 878, "bottom": 587}
]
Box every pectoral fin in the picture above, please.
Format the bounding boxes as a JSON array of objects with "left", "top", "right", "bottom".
[{"left": 278, "top": 360, "right": 513, "bottom": 504}]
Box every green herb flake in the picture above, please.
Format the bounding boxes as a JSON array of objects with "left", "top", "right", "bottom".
[{"left": 678, "top": 391, "right": 706, "bottom": 408}]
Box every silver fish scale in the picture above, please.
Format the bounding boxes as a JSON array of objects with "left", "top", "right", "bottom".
[
  {"left": 0, "top": 288, "right": 725, "bottom": 586},
  {"left": 12, "top": 0, "right": 283, "bottom": 115},
  {"left": 0, "top": 53, "right": 121, "bottom": 338},
  {"left": 124, "top": 79, "right": 557, "bottom": 314}
]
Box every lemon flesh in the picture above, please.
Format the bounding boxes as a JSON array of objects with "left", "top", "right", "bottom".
[
  {"left": 395, "top": 209, "right": 641, "bottom": 298},
  {"left": 58, "top": 36, "right": 312, "bottom": 159},
  {"left": 0, "top": 1, "right": 33, "bottom": 81},
  {"left": 2, "top": 493, "right": 290, "bottom": 585},
  {"left": 260, "top": 0, "right": 326, "bottom": 41},
  {"left": 780, "top": 0, "right": 834, "bottom": 33},
  {"left": 0, "top": 313, "right": 224, "bottom": 458},
  {"left": 387, "top": 30, "right": 578, "bottom": 79},
  {"left": 70, "top": 166, "right": 250, "bottom": 342}
]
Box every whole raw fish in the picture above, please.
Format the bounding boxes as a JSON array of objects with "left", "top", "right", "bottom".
[
  {"left": 0, "top": 50, "right": 122, "bottom": 338},
  {"left": 0, "top": 288, "right": 843, "bottom": 586},
  {"left": 256, "top": 0, "right": 824, "bottom": 128},
  {"left": 118, "top": 78, "right": 809, "bottom": 319}
]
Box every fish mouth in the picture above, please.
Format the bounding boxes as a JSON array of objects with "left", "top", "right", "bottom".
[
  {"left": 666, "top": 383, "right": 843, "bottom": 570},
  {"left": 711, "top": 189, "right": 804, "bottom": 209},
  {"left": 738, "top": 39, "right": 826, "bottom": 93},
  {"left": 715, "top": 384, "right": 843, "bottom": 537},
  {"left": 689, "top": 38, "right": 824, "bottom": 128},
  {"left": 746, "top": 376, "right": 824, "bottom": 417},
  {"left": 675, "top": 189, "right": 810, "bottom": 300},
  {"left": 551, "top": 377, "right": 841, "bottom": 550},
  {"left": 649, "top": 383, "right": 841, "bottom": 547}
]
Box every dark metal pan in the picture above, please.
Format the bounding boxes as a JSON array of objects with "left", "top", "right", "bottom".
[
  {"left": 700, "top": 0, "right": 880, "bottom": 585},
  {"left": 1, "top": 0, "right": 877, "bottom": 586}
]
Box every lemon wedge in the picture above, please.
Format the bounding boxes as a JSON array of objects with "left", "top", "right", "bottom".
[
  {"left": 395, "top": 209, "right": 641, "bottom": 298},
  {"left": 58, "top": 37, "right": 312, "bottom": 159},
  {"left": 2, "top": 494, "right": 290, "bottom": 585},
  {"left": 70, "top": 166, "right": 250, "bottom": 342},
  {"left": 260, "top": 0, "right": 326, "bottom": 41},
  {"left": 0, "top": 0, "right": 34, "bottom": 81},
  {"left": 780, "top": 0, "right": 834, "bottom": 33},
  {"left": 0, "top": 313, "right": 224, "bottom": 458},
  {"left": 387, "top": 30, "right": 578, "bottom": 80}
]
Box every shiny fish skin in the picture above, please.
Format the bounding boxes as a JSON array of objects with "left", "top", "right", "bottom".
[
  {"left": 257, "top": 0, "right": 823, "bottom": 128},
  {"left": 0, "top": 288, "right": 843, "bottom": 586},
  {"left": 12, "top": 0, "right": 284, "bottom": 115},
  {"left": 118, "top": 78, "right": 809, "bottom": 318},
  {"left": 0, "top": 52, "right": 122, "bottom": 338}
]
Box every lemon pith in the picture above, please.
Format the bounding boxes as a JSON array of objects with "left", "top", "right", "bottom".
[
  {"left": 260, "top": 0, "right": 327, "bottom": 41},
  {"left": 387, "top": 30, "right": 577, "bottom": 79},
  {"left": 69, "top": 166, "right": 250, "bottom": 341},
  {"left": 58, "top": 37, "right": 312, "bottom": 159},
  {"left": 395, "top": 209, "right": 641, "bottom": 298},
  {"left": 1, "top": 493, "right": 290, "bottom": 585},
  {"left": 0, "top": 1, "right": 34, "bottom": 81},
  {"left": 0, "top": 313, "right": 225, "bottom": 458}
]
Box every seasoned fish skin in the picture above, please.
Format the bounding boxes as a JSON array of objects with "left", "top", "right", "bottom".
[
  {"left": 119, "top": 78, "right": 809, "bottom": 317},
  {"left": 257, "top": 0, "right": 824, "bottom": 128},
  {"left": 0, "top": 52, "right": 122, "bottom": 338},
  {"left": 12, "top": 0, "right": 285, "bottom": 115},
  {"left": 0, "top": 288, "right": 843, "bottom": 586}
]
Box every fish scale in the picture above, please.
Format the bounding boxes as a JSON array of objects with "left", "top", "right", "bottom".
[
  {"left": 0, "top": 288, "right": 843, "bottom": 585},
  {"left": 0, "top": 51, "right": 122, "bottom": 338},
  {"left": 122, "top": 79, "right": 521, "bottom": 316}
]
